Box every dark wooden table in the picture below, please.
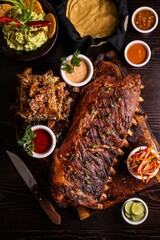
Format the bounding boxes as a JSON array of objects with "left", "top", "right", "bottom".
[{"left": 0, "top": 1, "right": 160, "bottom": 239}]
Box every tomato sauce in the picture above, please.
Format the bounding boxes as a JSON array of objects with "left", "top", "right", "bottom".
[
  {"left": 127, "top": 43, "right": 147, "bottom": 64},
  {"left": 134, "top": 9, "right": 156, "bottom": 31},
  {"left": 33, "top": 129, "right": 52, "bottom": 153}
]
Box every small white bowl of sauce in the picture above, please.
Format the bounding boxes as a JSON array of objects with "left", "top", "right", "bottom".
[
  {"left": 31, "top": 125, "right": 56, "bottom": 158},
  {"left": 124, "top": 40, "right": 151, "bottom": 67},
  {"left": 60, "top": 53, "right": 93, "bottom": 87},
  {"left": 131, "top": 6, "right": 158, "bottom": 33}
]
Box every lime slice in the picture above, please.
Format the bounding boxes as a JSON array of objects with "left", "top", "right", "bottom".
[
  {"left": 124, "top": 201, "right": 134, "bottom": 214},
  {"left": 125, "top": 212, "right": 132, "bottom": 219},
  {"left": 131, "top": 213, "right": 145, "bottom": 221},
  {"left": 131, "top": 202, "right": 145, "bottom": 215}
]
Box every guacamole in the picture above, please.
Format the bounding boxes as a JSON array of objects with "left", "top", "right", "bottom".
[{"left": 2, "top": 7, "right": 49, "bottom": 51}]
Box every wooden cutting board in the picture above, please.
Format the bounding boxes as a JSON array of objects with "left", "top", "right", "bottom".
[{"left": 14, "top": 51, "right": 160, "bottom": 220}]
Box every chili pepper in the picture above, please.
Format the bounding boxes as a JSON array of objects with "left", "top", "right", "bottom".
[
  {"left": 26, "top": 20, "right": 51, "bottom": 27},
  {"left": 0, "top": 16, "right": 22, "bottom": 27}
]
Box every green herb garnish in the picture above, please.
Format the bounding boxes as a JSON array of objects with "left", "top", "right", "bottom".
[
  {"left": 18, "top": 125, "right": 36, "bottom": 155},
  {"left": 109, "top": 103, "right": 115, "bottom": 108},
  {"left": 92, "top": 144, "right": 97, "bottom": 149},
  {"left": 105, "top": 87, "right": 112, "bottom": 92},
  {"left": 90, "top": 109, "right": 95, "bottom": 115},
  {"left": 105, "top": 131, "right": 110, "bottom": 135},
  {"left": 71, "top": 49, "right": 81, "bottom": 66},
  {"left": 84, "top": 131, "right": 89, "bottom": 137},
  {"left": 85, "top": 180, "right": 91, "bottom": 185},
  {"left": 68, "top": 153, "right": 75, "bottom": 162},
  {"left": 60, "top": 60, "right": 74, "bottom": 73},
  {"left": 117, "top": 97, "right": 122, "bottom": 103},
  {"left": 61, "top": 49, "right": 81, "bottom": 73}
]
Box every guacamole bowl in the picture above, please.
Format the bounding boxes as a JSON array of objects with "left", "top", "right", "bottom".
[{"left": 0, "top": 0, "right": 58, "bottom": 61}]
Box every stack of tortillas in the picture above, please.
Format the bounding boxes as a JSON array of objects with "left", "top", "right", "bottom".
[{"left": 66, "top": 0, "right": 119, "bottom": 39}]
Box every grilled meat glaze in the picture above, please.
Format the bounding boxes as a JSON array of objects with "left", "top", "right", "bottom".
[{"left": 50, "top": 73, "right": 141, "bottom": 209}]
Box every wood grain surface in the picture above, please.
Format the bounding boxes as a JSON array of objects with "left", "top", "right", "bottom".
[{"left": 0, "top": 0, "right": 160, "bottom": 239}]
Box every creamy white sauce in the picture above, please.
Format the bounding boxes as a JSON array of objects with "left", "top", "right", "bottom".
[{"left": 65, "top": 60, "right": 89, "bottom": 83}]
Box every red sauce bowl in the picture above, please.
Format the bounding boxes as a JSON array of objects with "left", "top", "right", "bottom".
[
  {"left": 131, "top": 6, "right": 158, "bottom": 33},
  {"left": 31, "top": 125, "right": 56, "bottom": 158}
]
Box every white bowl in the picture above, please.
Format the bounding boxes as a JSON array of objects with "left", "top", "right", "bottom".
[
  {"left": 121, "top": 197, "right": 148, "bottom": 225},
  {"left": 124, "top": 40, "right": 151, "bottom": 67},
  {"left": 60, "top": 54, "right": 93, "bottom": 87},
  {"left": 127, "top": 146, "right": 159, "bottom": 180},
  {"left": 31, "top": 125, "right": 56, "bottom": 158},
  {"left": 131, "top": 6, "right": 158, "bottom": 33}
]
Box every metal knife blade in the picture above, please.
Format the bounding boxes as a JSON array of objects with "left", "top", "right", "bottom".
[{"left": 6, "top": 150, "right": 61, "bottom": 225}]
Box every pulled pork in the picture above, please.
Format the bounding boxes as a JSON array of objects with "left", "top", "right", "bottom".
[{"left": 16, "top": 68, "right": 72, "bottom": 124}]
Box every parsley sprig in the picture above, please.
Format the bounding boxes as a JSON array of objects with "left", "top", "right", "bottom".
[
  {"left": 60, "top": 59, "right": 73, "bottom": 73},
  {"left": 71, "top": 49, "right": 81, "bottom": 66},
  {"left": 61, "top": 49, "right": 81, "bottom": 73},
  {"left": 18, "top": 125, "right": 36, "bottom": 155}
]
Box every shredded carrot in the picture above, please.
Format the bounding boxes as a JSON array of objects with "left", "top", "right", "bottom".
[{"left": 127, "top": 146, "right": 160, "bottom": 183}]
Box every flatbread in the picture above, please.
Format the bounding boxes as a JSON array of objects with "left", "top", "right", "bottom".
[{"left": 66, "top": 0, "right": 119, "bottom": 39}]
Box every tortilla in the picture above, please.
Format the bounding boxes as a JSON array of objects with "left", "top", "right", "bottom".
[
  {"left": 66, "top": 0, "right": 119, "bottom": 39},
  {"left": 0, "top": 3, "right": 13, "bottom": 17},
  {"left": 23, "top": 0, "right": 43, "bottom": 14}
]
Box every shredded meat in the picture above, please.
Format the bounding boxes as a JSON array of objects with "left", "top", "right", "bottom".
[{"left": 16, "top": 68, "right": 72, "bottom": 123}]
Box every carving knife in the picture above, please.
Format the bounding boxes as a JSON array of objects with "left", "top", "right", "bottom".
[{"left": 6, "top": 150, "right": 61, "bottom": 225}]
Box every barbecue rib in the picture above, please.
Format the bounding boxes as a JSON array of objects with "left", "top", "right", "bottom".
[{"left": 50, "top": 72, "right": 141, "bottom": 209}]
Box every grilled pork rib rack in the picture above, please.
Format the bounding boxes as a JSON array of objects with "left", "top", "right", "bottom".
[{"left": 50, "top": 52, "right": 142, "bottom": 209}]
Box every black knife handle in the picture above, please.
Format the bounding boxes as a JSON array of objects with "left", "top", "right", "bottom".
[{"left": 31, "top": 184, "right": 61, "bottom": 224}]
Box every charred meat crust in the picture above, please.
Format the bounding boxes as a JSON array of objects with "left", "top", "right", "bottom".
[{"left": 51, "top": 73, "right": 141, "bottom": 209}]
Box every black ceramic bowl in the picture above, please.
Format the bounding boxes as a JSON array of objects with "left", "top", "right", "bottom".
[{"left": 0, "top": 0, "right": 58, "bottom": 61}]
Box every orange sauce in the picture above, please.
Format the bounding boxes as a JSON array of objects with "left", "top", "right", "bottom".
[
  {"left": 65, "top": 60, "right": 88, "bottom": 83},
  {"left": 127, "top": 43, "right": 147, "bottom": 64},
  {"left": 134, "top": 9, "right": 156, "bottom": 30}
]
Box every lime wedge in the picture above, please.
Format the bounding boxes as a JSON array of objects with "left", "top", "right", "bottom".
[
  {"left": 131, "top": 213, "right": 145, "bottom": 221},
  {"left": 131, "top": 202, "right": 145, "bottom": 215},
  {"left": 124, "top": 201, "right": 134, "bottom": 214}
]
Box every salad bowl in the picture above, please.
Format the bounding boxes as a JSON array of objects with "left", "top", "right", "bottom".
[{"left": 0, "top": 0, "right": 58, "bottom": 61}]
